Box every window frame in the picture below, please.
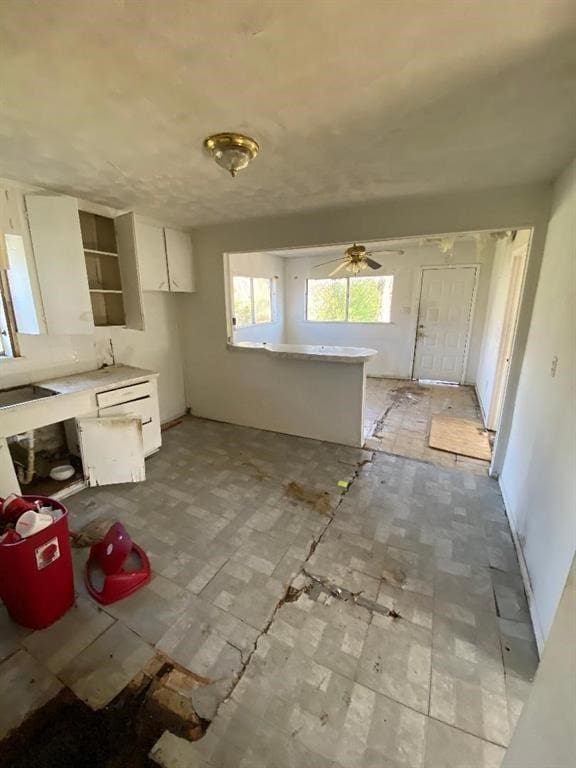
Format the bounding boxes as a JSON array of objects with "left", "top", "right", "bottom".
[
  {"left": 0, "top": 269, "right": 19, "bottom": 358},
  {"left": 232, "top": 275, "right": 275, "bottom": 329},
  {"left": 305, "top": 275, "right": 394, "bottom": 324}
]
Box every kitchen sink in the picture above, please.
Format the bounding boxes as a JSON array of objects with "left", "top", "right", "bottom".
[{"left": 0, "top": 385, "right": 57, "bottom": 410}]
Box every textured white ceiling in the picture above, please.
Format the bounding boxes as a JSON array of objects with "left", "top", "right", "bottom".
[
  {"left": 1, "top": 0, "right": 575, "bottom": 227},
  {"left": 261, "top": 232, "right": 492, "bottom": 260}
]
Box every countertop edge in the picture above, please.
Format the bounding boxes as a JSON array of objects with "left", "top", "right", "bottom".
[
  {"left": 37, "top": 365, "right": 159, "bottom": 396},
  {"left": 227, "top": 343, "right": 377, "bottom": 364}
]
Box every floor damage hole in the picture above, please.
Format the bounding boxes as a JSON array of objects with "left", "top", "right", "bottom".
[
  {"left": 0, "top": 656, "right": 209, "bottom": 768},
  {"left": 302, "top": 570, "right": 402, "bottom": 620}
]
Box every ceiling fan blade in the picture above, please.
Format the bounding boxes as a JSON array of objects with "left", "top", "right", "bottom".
[
  {"left": 328, "top": 261, "right": 349, "bottom": 277},
  {"left": 312, "top": 258, "right": 346, "bottom": 269},
  {"left": 368, "top": 248, "right": 405, "bottom": 256},
  {"left": 364, "top": 257, "right": 382, "bottom": 270}
]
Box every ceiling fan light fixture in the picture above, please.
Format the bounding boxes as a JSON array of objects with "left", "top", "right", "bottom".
[
  {"left": 346, "top": 260, "right": 367, "bottom": 275},
  {"left": 203, "top": 132, "right": 260, "bottom": 177}
]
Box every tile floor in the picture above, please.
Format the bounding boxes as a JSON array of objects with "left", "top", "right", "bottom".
[
  {"left": 0, "top": 416, "right": 538, "bottom": 768},
  {"left": 364, "top": 377, "right": 492, "bottom": 473}
]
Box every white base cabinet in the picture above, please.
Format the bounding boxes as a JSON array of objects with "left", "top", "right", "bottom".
[{"left": 0, "top": 367, "right": 162, "bottom": 498}]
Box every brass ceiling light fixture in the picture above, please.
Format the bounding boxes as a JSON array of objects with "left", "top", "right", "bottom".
[{"left": 203, "top": 132, "right": 260, "bottom": 177}]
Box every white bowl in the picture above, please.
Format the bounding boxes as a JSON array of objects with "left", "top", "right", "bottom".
[{"left": 50, "top": 464, "right": 75, "bottom": 481}]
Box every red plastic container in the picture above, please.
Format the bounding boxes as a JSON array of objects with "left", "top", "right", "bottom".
[{"left": 0, "top": 496, "right": 74, "bottom": 629}]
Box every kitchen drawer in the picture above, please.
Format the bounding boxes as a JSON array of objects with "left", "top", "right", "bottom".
[
  {"left": 96, "top": 381, "right": 151, "bottom": 408},
  {"left": 98, "top": 396, "right": 153, "bottom": 425}
]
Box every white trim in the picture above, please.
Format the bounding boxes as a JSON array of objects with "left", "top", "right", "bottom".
[
  {"left": 411, "top": 264, "right": 480, "bottom": 384},
  {"left": 499, "top": 475, "right": 545, "bottom": 654}
]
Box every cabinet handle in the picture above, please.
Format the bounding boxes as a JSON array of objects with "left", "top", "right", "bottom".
[
  {"left": 172, "top": 279, "right": 179, "bottom": 288},
  {"left": 159, "top": 281, "right": 166, "bottom": 289}
]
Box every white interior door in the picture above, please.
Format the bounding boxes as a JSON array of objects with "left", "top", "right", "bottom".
[
  {"left": 412, "top": 266, "right": 477, "bottom": 383},
  {"left": 77, "top": 416, "right": 145, "bottom": 486}
]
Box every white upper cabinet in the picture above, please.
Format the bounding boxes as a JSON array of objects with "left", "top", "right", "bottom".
[
  {"left": 123, "top": 213, "right": 194, "bottom": 294},
  {"left": 133, "top": 218, "right": 169, "bottom": 292},
  {"left": 165, "top": 227, "right": 195, "bottom": 292},
  {"left": 25, "top": 194, "right": 94, "bottom": 335}
]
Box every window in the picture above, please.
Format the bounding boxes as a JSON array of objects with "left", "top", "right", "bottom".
[
  {"left": 306, "top": 275, "right": 393, "bottom": 323},
  {"left": 233, "top": 276, "right": 273, "bottom": 327}
]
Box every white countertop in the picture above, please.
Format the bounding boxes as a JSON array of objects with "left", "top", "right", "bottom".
[
  {"left": 38, "top": 365, "right": 158, "bottom": 395},
  {"left": 0, "top": 365, "right": 158, "bottom": 438},
  {"left": 229, "top": 341, "right": 377, "bottom": 364}
]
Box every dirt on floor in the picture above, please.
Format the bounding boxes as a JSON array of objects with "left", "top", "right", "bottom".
[
  {"left": 0, "top": 658, "right": 208, "bottom": 768},
  {"left": 284, "top": 481, "right": 333, "bottom": 516}
]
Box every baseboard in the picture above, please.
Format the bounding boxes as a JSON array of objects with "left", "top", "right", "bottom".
[
  {"left": 160, "top": 411, "right": 187, "bottom": 428},
  {"left": 474, "top": 384, "right": 489, "bottom": 428},
  {"left": 499, "top": 476, "right": 545, "bottom": 654}
]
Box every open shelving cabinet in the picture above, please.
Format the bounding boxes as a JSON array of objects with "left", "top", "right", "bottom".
[{"left": 79, "top": 211, "right": 126, "bottom": 326}]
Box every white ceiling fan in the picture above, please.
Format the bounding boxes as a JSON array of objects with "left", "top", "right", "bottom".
[{"left": 312, "top": 243, "right": 404, "bottom": 277}]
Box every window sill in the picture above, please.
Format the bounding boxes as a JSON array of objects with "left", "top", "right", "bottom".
[
  {"left": 234, "top": 321, "right": 278, "bottom": 330},
  {"left": 302, "top": 320, "right": 394, "bottom": 326}
]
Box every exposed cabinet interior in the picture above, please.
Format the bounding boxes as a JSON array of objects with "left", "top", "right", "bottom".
[
  {"left": 79, "top": 211, "right": 126, "bottom": 327},
  {"left": 7, "top": 418, "right": 84, "bottom": 498},
  {"left": 89, "top": 291, "right": 126, "bottom": 326}
]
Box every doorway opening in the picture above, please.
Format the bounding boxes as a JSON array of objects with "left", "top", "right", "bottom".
[
  {"left": 365, "top": 228, "right": 532, "bottom": 472},
  {"left": 224, "top": 227, "right": 532, "bottom": 472}
]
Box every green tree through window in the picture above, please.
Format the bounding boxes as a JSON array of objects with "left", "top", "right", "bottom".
[
  {"left": 307, "top": 278, "right": 347, "bottom": 321},
  {"left": 306, "top": 276, "right": 393, "bottom": 322},
  {"left": 233, "top": 276, "right": 273, "bottom": 327}
]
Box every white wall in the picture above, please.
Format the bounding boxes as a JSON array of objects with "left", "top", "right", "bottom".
[
  {"left": 502, "top": 557, "right": 576, "bottom": 768},
  {"left": 283, "top": 240, "right": 494, "bottom": 381},
  {"left": 179, "top": 183, "right": 551, "bottom": 450},
  {"left": 476, "top": 237, "right": 515, "bottom": 420},
  {"left": 499, "top": 158, "right": 576, "bottom": 648},
  {"left": 0, "top": 179, "right": 187, "bottom": 424},
  {"left": 476, "top": 230, "right": 531, "bottom": 427},
  {"left": 229, "top": 251, "right": 285, "bottom": 344}
]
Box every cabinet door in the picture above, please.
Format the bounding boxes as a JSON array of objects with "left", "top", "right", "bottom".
[
  {"left": 114, "top": 213, "right": 145, "bottom": 330},
  {"left": 77, "top": 416, "right": 145, "bottom": 486},
  {"left": 0, "top": 187, "right": 20, "bottom": 270},
  {"left": 133, "top": 217, "right": 169, "bottom": 291},
  {"left": 25, "top": 194, "right": 94, "bottom": 335},
  {"left": 165, "top": 228, "right": 195, "bottom": 293}
]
